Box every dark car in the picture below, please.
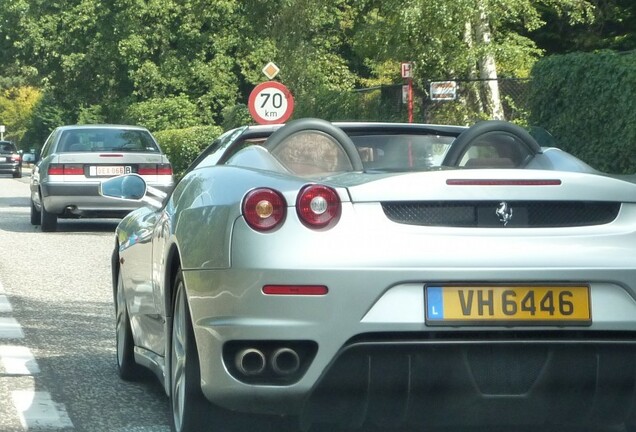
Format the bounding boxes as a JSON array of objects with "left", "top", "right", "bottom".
[{"left": 0, "top": 141, "right": 22, "bottom": 178}]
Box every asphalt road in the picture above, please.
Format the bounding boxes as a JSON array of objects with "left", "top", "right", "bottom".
[{"left": 0, "top": 173, "right": 171, "bottom": 431}]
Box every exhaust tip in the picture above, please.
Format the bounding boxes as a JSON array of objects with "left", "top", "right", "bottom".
[
  {"left": 271, "top": 348, "right": 300, "bottom": 376},
  {"left": 235, "top": 348, "right": 266, "bottom": 376}
]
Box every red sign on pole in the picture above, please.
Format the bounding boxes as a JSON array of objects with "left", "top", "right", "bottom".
[
  {"left": 401, "top": 62, "right": 413, "bottom": 79},
  {"left": 248, "top": 81, "right": 295, "bottom": 125},
  {"left": 401, "top": 62, "right": 414, "bottom": 122}
]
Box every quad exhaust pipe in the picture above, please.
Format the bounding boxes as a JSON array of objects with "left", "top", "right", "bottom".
[{"left": 234, "top": 347, "right": 301, "bottom": 377}]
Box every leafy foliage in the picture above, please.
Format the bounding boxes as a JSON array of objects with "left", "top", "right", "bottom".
[
  {"left": 529, "top": 51, "right": 636, "bottom": 173},
  {"left": 531, "top": 0, "right": 636, "bottom": 53},
  {"left": 0, "top": 86, "right": 41, "bottom": 146},
  {"left": 0, "top": 0, "right": 633, "bottom": 165},
  {"left": 153, "top": 125, "right": 223, "bottom": 178},
  {"left": 21, "top": 92, "right": 68, "bottom": 150},
  {"left": 221, "top": 104, "right": 253, "bottom": 131},
  {"left": 127, "top": 96, "right": 203, "bottom": 132}
]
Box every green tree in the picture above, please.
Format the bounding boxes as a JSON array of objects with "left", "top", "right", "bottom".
[
  {"left": 0, "top": 0, "right": 245, "bottom": 125},
  {"left": 531, "top": 0, "right": 636, "bottom": 53},
  {"left": 0, "top": 86, "right": 42, "bottom": 146},
  {"left": 21, "top": 92, "right": 67, "bottom": 150},
  {"left": 127, "top": 96, "right": 203, "bottom": 132},
  {"left": 0, "top": 0, "right": 616, "bottom": 132},
  {"left": 348, "top": 0, "right": 594, "bottom": 121}
]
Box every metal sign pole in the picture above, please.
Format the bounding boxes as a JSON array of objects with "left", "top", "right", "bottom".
[
  {"left": 408, "top": 77, "right": 413, "bottom": 123},
  {"left": 401, "top": 62, "right": 414, "bottom": 123}
]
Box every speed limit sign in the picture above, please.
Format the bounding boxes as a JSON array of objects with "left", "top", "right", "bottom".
[{"left": 248, "top": 81, "right": 294, "bottom": 125}]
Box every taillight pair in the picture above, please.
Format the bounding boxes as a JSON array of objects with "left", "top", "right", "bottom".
[{"left": 242, "top": 185, "right": 341, "bottom": 232}]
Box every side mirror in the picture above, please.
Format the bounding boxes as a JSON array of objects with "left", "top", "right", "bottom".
[
  {"left": 100, "top": 174, "right": 147, "bottom": 201},
  {"left": 99, "top": 174, "right": 168, "bottom": 208}
]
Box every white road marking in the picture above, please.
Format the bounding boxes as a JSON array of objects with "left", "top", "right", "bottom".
[
  {"left": 0, "top": 318, "right": 24, "bottom": 339},
  {"left": 11, "top": 390, "right": 74, "bottom": 429},
  {"left": 0, "top": 275, "right": 78, "bottom": 430},
  {"left": 0, "top": 346, "right": 40, "bottom": 376},
  {"left": 0, "top": 295, "right": 13, "bottom": 313}
]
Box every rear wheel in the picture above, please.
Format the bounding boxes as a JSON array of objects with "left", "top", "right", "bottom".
[
  {"left": 115, "top": 269, "right": 142, "bottom": 380},
  {"left": 170, "top": 270, "right": 211, "bottom": 432},
  {"left": 30, "top": 199, "right": 41, "bottom": 226},
  {"left": 13, "top": 167, "right": 21, "bottom": 178},
  {"left": 40, "top": 198, "right": 57, "bottom": 232},
  {"left": 169, "top": 270, "right": 296, "bottom": 432}
]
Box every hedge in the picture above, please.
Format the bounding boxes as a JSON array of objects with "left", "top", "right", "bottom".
[
  {"left": 528, "top": 51, "right": 636, "bottom": 174},
  {"left": 154, "top": 125, "right": 223, "bottom": 178}
]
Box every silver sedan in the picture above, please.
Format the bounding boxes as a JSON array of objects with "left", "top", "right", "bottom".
[{"left": 30, "top": 124, "right": 174, "bottom": 231}]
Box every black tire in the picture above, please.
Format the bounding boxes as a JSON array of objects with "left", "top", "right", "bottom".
[
  {"left": 170, "top": 271, "right": 211, "bottom": 432},
  {"left": 40, "top": 199, "right": 57, "bottom": 232},
  {"left": 115, "top": 270, "right": 142, "bottom": 380},
  {"left": 13, "top": 167, "right": 22, "bottom": 178},
  {"left": 30, "top": 199, "right": 41, "bottom": 226}
]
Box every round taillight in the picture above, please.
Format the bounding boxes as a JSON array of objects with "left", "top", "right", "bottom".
[
  {"left": 296, "top": 185, "right": 341, "bottom": 229},
  {"left": 242, "top": 188, "right": 287, "bottom": 231}
]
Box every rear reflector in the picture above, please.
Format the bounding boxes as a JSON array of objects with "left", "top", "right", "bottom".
[
  {"left": 446, "top": 179, "right": 562, "bottom": 186},
  {"left": 262, "top": 285, "right": 328, "bottom": 296}
]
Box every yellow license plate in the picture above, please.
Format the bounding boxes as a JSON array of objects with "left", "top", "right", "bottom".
[{"left": 426, "top": 285, "right": 591, "bottom": 325}]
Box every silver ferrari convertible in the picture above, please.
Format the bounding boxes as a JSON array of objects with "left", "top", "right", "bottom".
[{"left": 101, "top": 118, "right": 636, "bottom": 432}]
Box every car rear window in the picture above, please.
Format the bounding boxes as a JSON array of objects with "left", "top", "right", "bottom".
[
  {"left": 0, "top": 142, "right": 17, "bottom": 153},
  {"left": 58, "top": 129, "right": 160, "bottom": 153},
  {"left": 350, "top": 134, "right": 455, "bottom": 170}
]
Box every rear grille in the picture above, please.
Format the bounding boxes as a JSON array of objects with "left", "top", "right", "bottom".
[{"left": 382, "top": 201, "right": 621, "bottom": 228}]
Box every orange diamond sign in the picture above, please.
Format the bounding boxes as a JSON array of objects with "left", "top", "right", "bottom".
[{"left": 262, "top": 62, "right": 280, "bottom": 80}]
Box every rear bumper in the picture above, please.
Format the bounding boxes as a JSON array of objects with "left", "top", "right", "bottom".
[
  {"left": 302, "top": 336, "right": 636, "bottom": 429},
  {"left": 40, "top": 181, "right": 172, "bottom": 215},
  {"left": 0, "top": 162, "right": 20, "bottom": 174},
  {"left": 184, "top": 264, "right": 636, "bottom": 426}
]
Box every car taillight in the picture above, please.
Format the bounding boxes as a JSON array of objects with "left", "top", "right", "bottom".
[
  {"left": 48, "top": 164, "right": 84, "bottom": 175},
  {"left": 138, "top": 163, "right": 173, "bottom": 176},
  {"left": 296, "top": 184, "right": 341, "bottom": 229},
  {"left": 242, "top": 188, "right": 287, "bottom": 232},
  {"left": 157, "top": 163, "right": 173, "bottom": 175},
  {"left": 11, "top": 154, "right": 21, "bottom": 162}
]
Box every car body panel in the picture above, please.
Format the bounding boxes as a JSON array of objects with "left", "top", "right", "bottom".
[
  {"left": 106, "top": 119, "right": 636, "bottom": 429},
  {"left": 31, "top": 124, "right": 174, "bottom": 218}
]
